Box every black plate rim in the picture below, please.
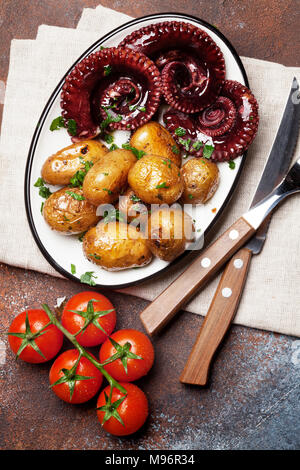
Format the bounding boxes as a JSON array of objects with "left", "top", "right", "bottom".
[{"left": 24, "top": 11, "right": 249, "bottom": 290}]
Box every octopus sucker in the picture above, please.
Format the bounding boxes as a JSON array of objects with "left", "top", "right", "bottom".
[
  {"left": 61, "top": 47, "right": 161, "bottom": 141},
  {"left": 119, "top": 21, "right": 226, "bottom": 113},
  {"left": 163, "top": 80, "right": 259, "bottom": 162}
]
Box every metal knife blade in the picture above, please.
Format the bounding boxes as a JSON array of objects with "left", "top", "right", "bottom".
[{"left": 245, "top": 77, "right": 300, "bottom": 254}]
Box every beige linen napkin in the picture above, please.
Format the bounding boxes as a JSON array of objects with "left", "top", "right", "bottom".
[{"left": 0, "top": 5, "right": 299, "bottom": 336}]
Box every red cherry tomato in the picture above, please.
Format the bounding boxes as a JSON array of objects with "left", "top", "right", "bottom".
[
  {"left": 62, "top": 291, "right": 116, "bottom": 347},
  {"left": 99, "top": 329, "right": 154, "bottom": 382},
  {"left": 8, "top": 309, "right": 63, "bottom": 363},
  {"left": 49, "top": 349, "right": 103, "bottom": 404},
  {"left": 97, "top": 383, "right": 148, "bottom": 436}
]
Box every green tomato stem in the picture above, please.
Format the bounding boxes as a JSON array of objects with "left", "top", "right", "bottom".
[{"left": 42, "top": 304, "right": 127, "bottom": 395}]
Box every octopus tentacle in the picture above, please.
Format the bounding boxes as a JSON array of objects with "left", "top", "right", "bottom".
[
  {"left": 197, "top": 97, "right": 236, "bottom": 137},
  {"left": 61, "top": 47, "right": 161, "bottom": 141},
  {"left": 119, "top": 21, "right": 226, "bottom": 113},
  {"left": 163, "top": 80, "right": 259, "bottom": 162}
]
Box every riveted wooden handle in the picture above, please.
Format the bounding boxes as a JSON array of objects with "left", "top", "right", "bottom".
[
  {"left": 180, "top": 247, "right": 252, "bottom": 385},
  {"left": 140, "top": 217, "right": 255, "bottom": 336}
]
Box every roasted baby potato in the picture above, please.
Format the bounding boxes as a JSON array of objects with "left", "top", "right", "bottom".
[
  {"left": 117, "top": 188, "right": 149, "bottom": 223},
  {"left": 43, "top": 187, "right": 100, "bottom": 234},
  {"left": 130, "top": 122, "right": 181, "bottom": 167},
  {"left": 146, "top": 206, "right": 194, "bottom": 261},
  {"left": 83, "top": 149, "right": 136, "bottom": 206},
  {"left": 128, "top": 154, "right": 184, "bottom": 205},
  {"left": 41, "top": 140, "right": 108, "bottom": 185},
  {"left": 83, "top": 221, "right": 152, "bottom": 271},
  {"left": 181, "top": 158, "right": 219, "bottom": 204}
]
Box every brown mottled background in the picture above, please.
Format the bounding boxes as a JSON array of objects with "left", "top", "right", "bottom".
[{"left": 0, "top": 0, "right": 299, "bottom": 450}]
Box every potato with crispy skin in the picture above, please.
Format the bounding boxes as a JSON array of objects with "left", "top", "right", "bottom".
[
  {"left": 83, "top": 149, "right": 136, "bottom": 206},
  {"left": 128, "top": 154, "right": 184, "bottom": 205},
  {"left": 41, "top": 140, "right": 108, "bottom": 185},
  {"left": 83, "top": 221, "right": 152, "bottom": 271},
  {"left": 117, "top": 188, "right": 149, "bottom": 223},
  {"left": 43, "top": 187, "right": 100, "bottom": 234},
  {"left": 181, "top": 158, "right": 219, "bottom": 204},
  {"left": 146, "top": 206, "right": 194, "bottom": 261},
  {"left": 130, "top": 122, "right": 181, "bottom": 167}
]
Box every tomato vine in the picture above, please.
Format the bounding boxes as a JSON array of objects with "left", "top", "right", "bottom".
[{"left": 42, "top": 304, "right": 127, "bottom": 396}]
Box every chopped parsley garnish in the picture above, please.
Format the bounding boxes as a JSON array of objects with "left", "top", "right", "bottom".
[
  {"left": 130, "top": 194, "right": 141, "bottom": 203},
  {"left": 109, "top": 144, "right": 119, "bottom": 151},
  {"left": 104, "top": 133, "right": 114, "bottom": 144},
  {"left": 67, "top": 119, "right": 77, "bottom": 136},
  {"left": 156, "top": 182, "right": 169, "bottom": 189},
  {"left": 78, "top": 232, "right": 87, "bottom": 242},
  {"left": 229, "top": 160, "right": 236, "bottom": 170},
  {"left": 69, "top": 159, "right": 93, "bottom": 187},
  {"left": 102, "top": 188, "right": 112, "bottom": 195},
  {"left": 122, "top": 143, "right": 146, "bottom": 160},
  {"left": 102, "top": 209, "right": 124, "bottom": 224},
  {"left": 50, "top": 116, "right": 65, "bottom": 131},
  {"left": 34, "top": 177, "right": 45, "bottom": 188},
  {"left": 178, "top": 137, "right": 191, "bottom": 152},
  {"left": 171, "top": 145, "right": 180, "bottom": 155},
  {"left": 129, "top": 104, "right": 146, "bottom": 112},
  {"left": 188, "top": 194, "right": 194, "bottom": 199},
  {"left": 71, "top": 264, "right": 76, "bottom": 274},
  {"left": 162, "top": 159, "right": 172, "bottom": 168},
  {"left": 80, "top": 271, "right": 97, "bottom": 286},
  {"left": 203, "top": 144, "right": 214, "bottom": 159},
  {"left": 100, "top": 45, "right": 107, "bottom": 50},
  {"left": 49, "top": 116, "right": 77, "bottom": 136},
  {"left": 66, "top": 190, "right": 85, "bottom": 201},
  {"left": 40, "top": 202, "right": 44, "bottom": 213},
  {"left": 193, "top": 141, "right": 203, "bottom": 151},
  {"left": 34, "top": 177, "right": 52, "bottom": 199},
  {"left": 89, "top": 254, "right": 101, "bottom": 260},
  {"left": 100, "top": 110, "right": 122, "bottom": 130},
  {"left": 175, "top": 127, "right": 186, "bottom": 137},
  {"left": 102, "top": 101, "right": 117, "bottom": 110},
  {"left": 103, "top": 65, "right": 112, "bottom": 76},
  {"left": 249, "top": 115, "right": 254, "bottom": 120},
  {"left": 69, "top": 169, "right": 85, "bottom": 187},
  {"left": 79, "top": 156, "right": 93, "bottom": 171}
]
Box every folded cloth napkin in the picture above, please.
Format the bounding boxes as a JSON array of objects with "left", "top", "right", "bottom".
[{"left": 0, "top": 5, "right": 299, "bottom": 337}]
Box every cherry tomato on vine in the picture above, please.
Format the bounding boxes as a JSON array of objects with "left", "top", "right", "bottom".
[
  {"left": 8, "top": 309, "right": 63, "bottom": 363},
  {"left": 61, "top": 291, "right": 116, "bottom": 347},
  {"left": 97, "top": 383, "right": 148, "bottom": 436},
  {"left": 99, "top": 329, "right": 154, "bottom": 382},
  {"left": 49, "top": 349, "right": 103, "bottom": 404}
]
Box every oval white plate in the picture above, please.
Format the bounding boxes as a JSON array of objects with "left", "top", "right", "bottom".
[{"left": 25, "top": 13, "right": 248, "bottom": 288}]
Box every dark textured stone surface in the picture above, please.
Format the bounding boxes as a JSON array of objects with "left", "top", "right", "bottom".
[
  {"left": 0, "top": 0, "right": 299, "bottom": 451},
  {"left": 1, "top": 264, "right": 299, "bottom": 450}
]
